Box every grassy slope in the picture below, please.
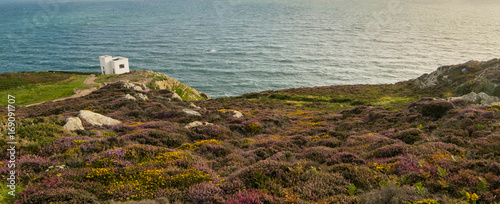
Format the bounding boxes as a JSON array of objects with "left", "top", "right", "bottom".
[
  {"left": 3, "top": 79, "right": 497, "bottom": 203},
  {"left": 0, "top": 72, "right": 97, "bottom": 106},
  {"left": 219, "top": 81, "right": 454, "bottom": 114}
]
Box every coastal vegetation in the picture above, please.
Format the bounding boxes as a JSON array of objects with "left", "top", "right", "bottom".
[
  {"left": 0, "top": 72, "right": 96, "bottom": 106},
  {"left": 0, "top": 59, "right": 500, "bottom": 203}
]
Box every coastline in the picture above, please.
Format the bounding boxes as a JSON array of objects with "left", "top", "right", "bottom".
[{"left": 0, "top": 59, "right": 500, "bottom": 203}]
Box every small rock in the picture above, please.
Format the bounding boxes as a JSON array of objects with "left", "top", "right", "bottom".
[
  {"left": 461, "top": 68, "right": 469, "bottom": 74},
  {"left": 133, "top": 86, "right": 143, "bottom": 91},
  {"left": 155, "top": 96, "right": 171, "bottom": 102},
  {"left": 124, "top": 94, "right": 136, "bottom": 100},
  {"left": 185, "top": 121, "right": 213, "bottom": 129},
  {"left": 232, "top": 110, "right": 244, "bottom": 118},
  {"left": 135, "top": 93, "right": 148, "bottom": 101},
  {"left": 189, "top": 103, "right": 200, "bottom": 109},
  {"left": 63, "top": 117, "right": 84, "bottom": 131},
  {"left": 182, "top": 109, "right": 201, "bottom": 117},
  {"left": 78, "top": 110, "right": 122, "bottom": 126},
  {"left": 171, "top": 93, "right": 183, "bottom": 101}
]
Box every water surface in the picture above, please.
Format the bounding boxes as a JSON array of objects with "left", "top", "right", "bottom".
[{"left": 1, "top": 0, "right": 499, "bottom": 97}]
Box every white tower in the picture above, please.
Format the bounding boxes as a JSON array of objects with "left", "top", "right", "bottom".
[{"left": 99, "top": 55, "right": 130, "bottom": 75}]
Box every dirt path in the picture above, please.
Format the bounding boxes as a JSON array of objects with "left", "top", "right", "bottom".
[
  {"left": 84, "top": 75, "right": 100, "bottom": 87},
  {"left": 25, "top": 75, "right": 103, "bottom": 107}
]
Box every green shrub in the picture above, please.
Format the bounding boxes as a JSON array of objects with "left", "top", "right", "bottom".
[
  {"left": 359, "top": 184, "right": 424, "bottom": 204},
  {"left": 18, "top": 122, "right": 65, "bottom": 140}
]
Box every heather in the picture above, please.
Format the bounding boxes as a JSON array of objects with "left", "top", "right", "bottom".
[{"left": 1, "top": 59, "right": 500, "bottom": 203}]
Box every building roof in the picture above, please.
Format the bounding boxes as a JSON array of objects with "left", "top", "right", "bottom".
[{"left": 112, "top": 56, "right": 128, "bottom": 61}]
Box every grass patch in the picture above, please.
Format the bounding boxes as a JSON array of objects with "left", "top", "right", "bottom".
[
  {"left": 95, "top": 74, "right": 123, "bottom": 83},
  {"left": 0, "top": 72, "right": 73, "bottom": 90},
  {"left": 372, "top": 96, "right": 417, "bottom": 110},
  {"left": 0, "top": 182, "right": 23, "bottom": 204},
  {"left": 0, "top": 75, "right": 95, "bottom": 106},
  {"left": 239, "top": 82, "right": 444, "bottom": 112}
]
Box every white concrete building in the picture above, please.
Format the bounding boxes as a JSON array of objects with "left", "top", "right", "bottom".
[{"left": 99, "top": 55, "right": 130, "bottom": 75}]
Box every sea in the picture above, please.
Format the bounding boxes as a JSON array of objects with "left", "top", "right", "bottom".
[{"left": 1, "top": 0, "right": 499, "bottom": 98}]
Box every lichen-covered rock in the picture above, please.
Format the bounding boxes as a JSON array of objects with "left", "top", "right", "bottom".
[
  {"left": 189, "top": 102, "right": 200, "bottom": 109},
  {"left": 121, "top": 80, "right": 143, "bottom": 91},
  {"left": 182, "top": 109, "right": 201, "bottom": 117},
  {"left": 78, "top": 110, "right": 122, "bottom": 126},
  {"left": 456, "top": 92, "right": 500, "bottom": 105},
  {"left": 62, "top": 117, "right": 84, "bottom": 131},
  {"left": 232, "top": 110, "right": 244, "bottom": 118},
  {"left": 185, "top": 121, "right": 213, "bottom": 129},
  {"left": 414, "top": 65, "right": 453, "bottom": 88},
  {"left": 124, "top": 94, "right": 136, "bottom": 100},
  {"left": 477, "top": 92, "right": 500, "bottom": 105},
  {"left": 461, "top": 92, "right": 481, "bottom": 104},
  {"left": 134, "top": 93, "right": 148, "bottom": 101}
]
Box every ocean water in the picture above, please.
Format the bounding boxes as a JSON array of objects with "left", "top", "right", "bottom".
[{"left": 1, "top": 0, "right": 499, "bottom": 98}]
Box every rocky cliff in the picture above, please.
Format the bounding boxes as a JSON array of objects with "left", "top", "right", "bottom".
[{"left": 413, "top": 58, "right": 500, "bottom": 97}]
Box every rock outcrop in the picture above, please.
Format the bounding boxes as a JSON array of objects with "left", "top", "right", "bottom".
[
  {"left": 63, "top": 117, "right": 84, "bottom": 131},
  {"left": 78, "top": 110, "right": 122, "bottom": 126},
  {"left": 121, "top": 80, "right": 145, "bottom": 91},
  {"left": 413, "top": 59, "right": 500, "bottom": 97},
  {"left": 453, "top": 92, "right": 500, "bottom": 106},
  {"left": 94, "top": 70, "right": 207, "bottom": 101},
  {"left": 141, "top": 70, "right": 206, "bottom": 101}
]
